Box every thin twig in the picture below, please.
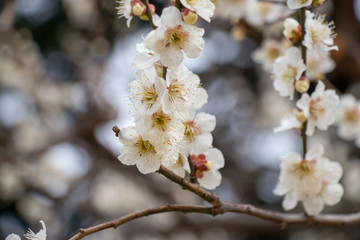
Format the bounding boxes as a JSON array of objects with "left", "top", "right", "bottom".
[
  {"left": 69, "top": 202, "right": 360, "bottom": 240},
  {"left": 158, "top": 165, "right": 222, "bottom": 207},
  {"left": 141, "top": 0, "right": 156, "bottom": 30}
]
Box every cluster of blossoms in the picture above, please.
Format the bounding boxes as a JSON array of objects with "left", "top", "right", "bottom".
[
  {"left": 116, "top": 0, "right": 224, "bottom": 189},
  {"left": 268, "top": 0, "right": 344, "bottom": 215},
  {"left": 6, "top": 221, "right": 47, "bottom": 240}
]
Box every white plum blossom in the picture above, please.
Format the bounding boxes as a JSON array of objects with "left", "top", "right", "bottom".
[
  {"left": 252, "top": 38, "right": 287, "bottom": 72},
  {"left": 303, "top": 10, "right": 338, "bottom": 59},
  {"left": 161, "top": 64, "right": 208, "bottom": 118},
  {"left": 6, "top": 221, "right": 47, "bottom": 240},
  {"left": 274, "top": 144, "right": 343, "bottom": 216},
  {"left": 244, "top": 0, "right": 291, "bottom": 27},
  {"left": 182, "top": 112, "right": 216, "bottom": 155},
  {"left": 296, "top": 81, "right": 340, "bottom": 136},
  {"left": 148, "top": 6, "right": 205, "bottom": 67},
  {"left": 180, "top": 0, "right": 215, "bottom": 22},
  {"left": 336, "top": 94, "right": 360, "bottom": 141},
  {"left": 306, "top": 50, "right": 335, "bottom": 80},
  {"left": 191, "top": 148, "right": 225, "bottom": 190},
  {"left": 274, "top": 112, "right": 302, "bottom": 133},
  {"left": 129, "top": 69, "right": 166, "bottom": 116},
  {"left": 116, "top": 0, "right": 133, "bottom": 28},
  {"left": 272, "top": 47, "right": 306, "bottom": 100},
  {"left": 132, "top": 31, "right": 161, "bottom": 71},
  {"left": 286, "top": 0, "right": 312, "bottom": 9},
  {"left": 164, "top": 153, "right": 190, "bottom": 177},
  {"left": 213, "top": 0, "right": 246, "bottom": 21},
  {"left": 118, "top": 126, "right": 164, "bottom": 174}
]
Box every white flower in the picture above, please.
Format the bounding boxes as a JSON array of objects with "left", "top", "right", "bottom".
[
  {"left": 164, "top": 153, "right": 190, "bottom": 177},
  {"left": 161, "top": 64, "right": 208, "bottom": 118},
  {"left": 272, "top": 47, "right": 306, "bottom": 100},
  {"left": 303, "top": 11, "right": 338, "bottom": 59},
  {"left": 274, "top": 144, "right": 343, "bottom": 216},
  {"left": 180, "top": 0, "right": 215, "bottom": 22},
  {"left": 182, "top": 112, "right": 215, "bottom": 155},
  {"left": 336, "top": 94, "right": 360, "bottom": 141},
  {"left": 148, "top": 6, "right": 205, "bottom": 67},
  {"left": 118, "top": 126, "right": 163, "bottom": 174},
  {"left": 244, "top": 0, "right": 291, "bottom": 27},
  {"left": 116, "top": 0, "right": 133, "bottom": 28},
  {"left": 213, "top": 0, "right": 247, "bottom": 21},
  {"left": 190, "top": 148, "right": 225, "bottom": 190},
  {"left": 252, "top": 38, "right": 287, "bottom": 72},
  {"left": 296, "top": 81, "right": 340, "bottom": 136},
  {"left": 306, "top": 50, "right": 335, "bottom": 80},
  {"left": 274, "top": 112, "right": 302, "bottom": 133},
  {"left": 131, "top": 31, "right": 161, "bottom": 71},
  {"left": 129, "top": 69, "right": 166, "bottom": 116},
  {"left": 286, "top": 0, "right": 312, "bottom": 9},
  {"left": 5, "top": 234, "right": 21, "bottom": 240},
  {"left": 135, "top": 109, "right": 185, "bottom": 147},
  {"left": 24, "top": 220, "right": 47, "bottom": 240}
]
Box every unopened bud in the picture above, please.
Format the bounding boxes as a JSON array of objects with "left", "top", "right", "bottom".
[
  {"left": 295, "top": 76, "right": 310, "bottom": 93},
  {"left": 283, "top": 18, "right": 302, "bottom": 44},
  {"left": 181, "top": 8, "right": 198, "bottom": 25},
  {"left": 312, "top": 0, "right": 326, "bottom": 7},
  {"left": 132, "top": 1, "right": 146, "bottom": 16},
  {"left": 294, "top": 109, "right": 307, "bottom": 123}
]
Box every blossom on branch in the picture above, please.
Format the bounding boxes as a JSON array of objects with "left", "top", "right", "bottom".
[
  {"left": 296, "top": 81, "right": 340, "bottom": 136},
  {"left": 272, "top": 47, "right": 306, "bottom": 100},
  {"left": 149, "top": 6, "right": 205, "bottom": 67},
  {"left": 191, "top": 148, "right": 225, "bottom": 190},
  {"left": 274, "top": 144, "right": 343, "bottom": 216},
  {"left": 303, "top": 10, "right": 338, "bottom": 59}
]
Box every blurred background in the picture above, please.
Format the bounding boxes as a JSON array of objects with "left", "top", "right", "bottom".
[{"left": 1, "top": 0, "right": 360, "bottom": 239}]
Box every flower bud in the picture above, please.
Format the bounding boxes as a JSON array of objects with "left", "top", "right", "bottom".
[
  {"left": 312, "top": 0, "right": 326, "bottom": 7},
  {"left": 295, "top": 76, "right": 310, "bottom": 93},
  {"left": 131, "top": 0, "right": 146, "bottom": 16},
  {"left": 283, "top": 18, "right": 302, "bottom": 44},
  {"left": 294, "top": 108, "right": 307, "bottom": 123},
  {"left": 181, "top": 8, "right": 198, "bottom": 25}
]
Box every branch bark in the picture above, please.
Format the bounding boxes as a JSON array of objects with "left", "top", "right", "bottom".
[{"left": 69, "top": 202, "right": 360, "bottom": 240}]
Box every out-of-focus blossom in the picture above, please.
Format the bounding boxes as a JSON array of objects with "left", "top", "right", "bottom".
[
  {"left": 306, "top": 50, "right": 335, "bottom": 80},
  {"left": 274, "top": 144, "right": 343, "bottom": 216},
  {"left": 287, "top": 0, "right": 312, "bottom": 9},
  {"left": 252, "top": 38, "right": 287, "bottom": 72},
  {"left": 213, "top": 0, "right": 246, "bottom": 21},
  {"left": 336, "top": 94, "right": 360, "bottom": 141}
]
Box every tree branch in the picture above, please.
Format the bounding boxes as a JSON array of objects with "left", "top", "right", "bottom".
[
  {"left": 157, "top": 165, "right": 222, "bottom": 207},
  {"left": 69, "top": 202, "right": 360, "bottom": 240}
]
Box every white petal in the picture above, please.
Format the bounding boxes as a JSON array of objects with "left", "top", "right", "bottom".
[
  {"left": 282, "top": 191, "right": 298, "bottom": 210},
  {"left": 305, "top": 143, "right": 324, "bottom": 160},
  {"left": 195, "top": 113, "right": 216, "bottom": 132},
  {"left": 205, "top": 148, "right": 225, "bottom": 170},
  {"left": 303, "top": 198, "right": 324, "bottom": 216},
  {"left": 6, "top": 234, "right": 21, "bottom": 240},
  {"left": 199, "top": 170, "right": 222, "bottom": 190}
]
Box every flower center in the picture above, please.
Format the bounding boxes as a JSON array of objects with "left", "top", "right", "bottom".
[
  {"left": 168, "top": 81, "right": 186, "bottom": 103},
  {"left": 282, "top": 65, "right": 298, "bottom": 82},
  {"left": 309, "top": 98, "right": 326, "bottom": 120},
  {"left": 164, "top": 25, "right": 189, "bottom": 49},
  {"left": 191, "top": 154, "right": 212, "bottom": 178},
  {"left": 294, "top": 159, "right": 316, "bottom": 176},
  {"left": 140, "top": 84, "right": 158, "bottom": 109},
  {"left": 298, "top": 0, "right": 308, "bottom": 4},
  {"left": 184, "top": 120, "right": 201, "bottom": 142},
  {"left": 344, "top": 108, "right": 360, "bottom": 125},
  {"left": 151, "top": 111, "right": 171, "bottom": 131},
  {"left": 134, "top": 138, "right": 156, "bottom": 156}
]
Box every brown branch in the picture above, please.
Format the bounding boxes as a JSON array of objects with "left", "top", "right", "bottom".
[
  {"left": 69, "top": 202, "right": 360, "bottom": 240},
  {"left": 157, "top": 165, "right": 222, "bottom": 207}
]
